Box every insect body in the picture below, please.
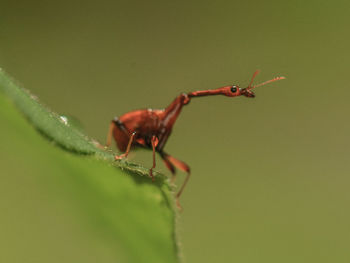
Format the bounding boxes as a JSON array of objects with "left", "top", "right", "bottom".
[{"left": 106, "top": 70, "right": 285, "bottom": 209}]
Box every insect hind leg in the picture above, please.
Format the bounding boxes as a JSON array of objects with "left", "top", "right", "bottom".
[{"left": 115, "top": 131, "right": 136, "bottom": 160}]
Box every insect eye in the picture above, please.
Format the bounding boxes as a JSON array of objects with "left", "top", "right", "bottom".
[{"left": 230, "top": 86, "right": 237, "bottom": 93}]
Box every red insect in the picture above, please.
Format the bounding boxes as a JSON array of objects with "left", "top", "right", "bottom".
[{"left": 106, "top": 70, "right": 285, "bottom": 209}]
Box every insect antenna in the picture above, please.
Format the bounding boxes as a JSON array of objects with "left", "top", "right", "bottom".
[
  {"left": 247, "top": 70, "right": 260, "bottom": 90},
  {"left": 249, "top": 73, "right": 286, "bottom": 90}
]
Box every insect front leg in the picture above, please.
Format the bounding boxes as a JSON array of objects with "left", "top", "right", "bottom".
[
  {"left": 149, "top": 135, "right": 159, "bottom": 182},
  {"left": 161, "top": 152, "right": 190, "bottom": 210},
  {"left": 161, "top": 155, "right": 176, "bottom": 183},
  {"left": 115, "top": 131, "right": 136, "bottom": 160}
]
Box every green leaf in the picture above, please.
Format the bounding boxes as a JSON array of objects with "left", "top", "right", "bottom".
[{"left": 0, "top": 69, "right": 180, "bottom": 263}]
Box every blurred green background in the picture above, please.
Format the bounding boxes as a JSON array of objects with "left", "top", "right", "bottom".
[{"left": 1, "top": 0, "right": 349, "bottom": 262}]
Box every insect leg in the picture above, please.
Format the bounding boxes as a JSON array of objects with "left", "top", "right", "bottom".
[
  {"left": 160, "top": 152, "right": 176, "bottom": 183},
  {"left": 149, "top": 135, "right": 159, "bottom": 182},
  {"left": 106, "top": 121, "right": 115, "bottom": 147},
  {"left": 161, "top": 152, "right": 190, "bottom": 209},
  {"left": 115, "top": 131, "right": 136, "bottom": 160}
]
